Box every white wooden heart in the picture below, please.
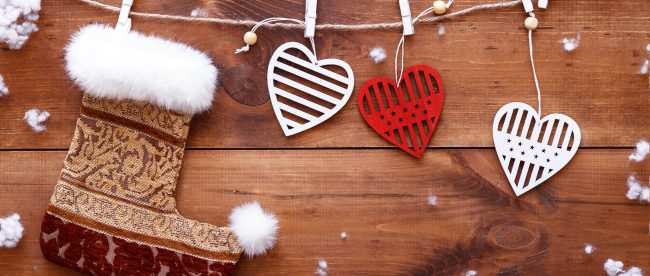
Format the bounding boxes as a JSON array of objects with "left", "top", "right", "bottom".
[
  {"left": 267, "top": 42, "right": 355, "bottom": 136},
  {"left": 493, "top": 102, "right": 581, "bottom": 196}
]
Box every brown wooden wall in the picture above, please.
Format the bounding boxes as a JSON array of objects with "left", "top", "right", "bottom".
[{"left": 0, "top": 0, "right": 649, "bottom": 275}]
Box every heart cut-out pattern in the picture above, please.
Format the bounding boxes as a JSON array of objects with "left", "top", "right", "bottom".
[
  {"left": 358, "top": 65, "right": 444, "bottom": 158},
  {"left": 268, "top": 42, "right": 354, "bottom": 136},
  {"left": 493, "top": 102, "right": 581, "bottom": 196}
]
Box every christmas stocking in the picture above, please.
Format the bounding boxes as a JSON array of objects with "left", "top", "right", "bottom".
[{"left": 40, "top": 24, "right": 278, "bottom": 275}]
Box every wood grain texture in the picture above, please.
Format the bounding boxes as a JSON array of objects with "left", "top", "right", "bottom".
[
  {"left": 1, "top": 0, "right": 649, "bottom": 275},
  {"left": 0, "top": 150, "right": 648, "bottom": 275},
  {"left": 0, "top": 0, "right": 649, "bottom": 149}
]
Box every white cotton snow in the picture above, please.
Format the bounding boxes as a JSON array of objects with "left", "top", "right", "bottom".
[
  {"left": 427, "top": 195, "right": 438, "bottom": 206},
  {"left": 640, "top": 59, "right": 649, "bottom": 75},
  {"left": 464, "top": 270, "right": 478, "bottom": 276},
  {"left": 561, "top": 35, "right": 580, "bottom": 52},
  {"left": 626, "top": 176, "right": 643, "bottom": 200},
  {"left": 437, "top": 23, "right": 446, "bottom": 36},
  {"left": 369, "top": 47, "right": 387, "bottom": 63},
  {"left": 629, "top": 140, "right": 650, "bottom": 162},
  {"left": 584, "top": 243, "right": 595, "bottom": 255},
  {"left": 0, "top": 74, "right": 8, "bottom": 96},
  {"left": 620, "top": 267, "right": 644, "bottom": 276},
  {"left": 642, "top": 45, "right": 650, "bottom": 75},
  {"left": 0, "top": 213, "right": 24, "bottom": 248},
  {"left": 340, "top": 231, "right": 347, "bottom": 239},
  {"left": 605, "top": 259, "right": 645, "bottom": 276},
  {"left": 626, "top": 176, "right": 641, "bottom": 199},
  {"left": 0, "top": 0, "right": 41, "bottom": 49},
  {"left": 190, "top": 8, "right": 208, "bottom": 17},
  {"left": 605, "top": 259, "right": 625, "bottom": 276},
  {"left": 316, "top": 259, "right": 328, "bottom": 276},
  {"left": 24, "top": 108, "right": 50, "bottom": 133}
]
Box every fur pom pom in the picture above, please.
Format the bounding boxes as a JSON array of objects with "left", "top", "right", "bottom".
[
  {"left": 65, "top": 24, "right": 218, "bottom": 115},
  {"left": 229, "top": 201, "right": 278, "bottom": 257}
]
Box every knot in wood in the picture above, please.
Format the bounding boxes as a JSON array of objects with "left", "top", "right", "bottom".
[
  {"left": 223, "top": 66, "right": 269, "bottom": 106},
  {"left": 492, "top": 225, "right": 536, "bottom": 249}
]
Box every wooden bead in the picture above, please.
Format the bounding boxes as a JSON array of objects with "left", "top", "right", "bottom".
[
  {"left": 433, "top": 0, "right": 447, "bottom": 15},
  {"left": 243, "top": 32, "right": 258, "bottom": 45},
  {"left": 524, "top": 17, "right": 538, "bottom": 30}
]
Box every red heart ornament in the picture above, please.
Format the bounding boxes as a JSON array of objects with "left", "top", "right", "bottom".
[{"left": 358, "top": 65, "right": 444, "bottom": 158}]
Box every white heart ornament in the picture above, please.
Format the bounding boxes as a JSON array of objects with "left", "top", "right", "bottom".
[
  {"left": 268, "top": 42, "right": 355, "bottom": 136},
  {"left": 493, "top": 102, "right": 581, "bottom": 196}
]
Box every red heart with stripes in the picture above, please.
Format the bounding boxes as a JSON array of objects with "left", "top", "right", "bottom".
[{"left": 358, "top": 65, "right": 444, "bottom": 158}]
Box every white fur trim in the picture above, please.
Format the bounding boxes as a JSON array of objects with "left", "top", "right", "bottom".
[
  {"left": 65, "top": 24, "right": 217, "bottom": 115},
  {"left": 229, "top": 201, "right": 278, "bottom": 257}
]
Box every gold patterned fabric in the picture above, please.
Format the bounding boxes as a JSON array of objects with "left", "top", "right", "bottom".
[
  {"left": 49, "top": 180, "right": 241, "bottom": 262},
  {"left": 62, "top": 115, "right": 184, "bottom": 210},
  {"left": 46, "top": 95, "right": 243, "bottom": 264},
  {"left": 82, "top": 95, "right": 192, "bottom": 140}
]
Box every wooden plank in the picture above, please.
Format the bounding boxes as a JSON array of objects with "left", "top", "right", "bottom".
[
  {"left": 0, "top": 149, "right": 647, "bottom": 275},
  {"left": 0, "top": 0, "right": 649, "bottom": 149}
]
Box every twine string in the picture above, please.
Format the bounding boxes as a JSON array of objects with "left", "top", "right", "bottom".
[
  {"left": 395, "top": 35, "right": 405, "bottom": 84},
  {"left": 76, "top": 0, "right": 522, "bottom": 30},
  {"left": 77, "top": 0, "right": 540, "bottom": 110},
  {"left": 395, "top": 0, "right": 454, "bottom": 85},
  {"left": 234, "top": 17, "right": 316, "bottom": 58}
]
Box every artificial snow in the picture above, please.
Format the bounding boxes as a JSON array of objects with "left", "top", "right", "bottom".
[
  {"left": 637, "top": 45, "right": 649, "bottom": 74},
  {"left": 340, "top": 232, "right": 347, "bottom": 239},
  {"left": 427, "top": 195, "right": 438, "bottom": 206},
  {"left": 190, "top": 8, "right": 208, "bottom": 17},
  {"left": 0, "top": 0, "right": 41, "bottom": 49},
  {"left": 627, "top": 176, "right": 650, "bottom": 203},
  {"left": 629, "top": 140, "right": 650, "bottom": 162},
  {"left": 584, "top": 243, "right": 595, "bottom": 255},
  {"left": 464, "top": 270, "right": 478, "bottom": 276},
  {"left": 24, "top": 108, "right": 50, "bottom": 133},
  {"left": 640, "top": 59, "right": 649, "bottom": 75},
  {"left": 561, "top": 35, "right": 580, "bottom": 52},
  {"left": 0, "top": 213, "right": 24, "bottom": 248},
  {"left": 438, "top": 23, "right": 446, "bottom": 36},
  {"left": 605, "top": 259, "right": 644, "bottom": 276},
  {"left": 316, "top": 259, "right": 328, "bottom": 276},
  {"left": 605, "top": 259, "right": 625, "bottom": 276},
  {"left": 0, "top": 74, "right": 8, "bottom": 96},
  {"left": 369, "top": 47, "right": 387, "bottom": 63},
  {"left": 620, "top": 267, "right": 644, "bottom": 276}
]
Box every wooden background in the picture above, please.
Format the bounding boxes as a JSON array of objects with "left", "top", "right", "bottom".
[{"left": 1, "top": 0, "right": 649, "bottom": 275}]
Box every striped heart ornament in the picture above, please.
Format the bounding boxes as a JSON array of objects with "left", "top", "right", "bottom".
[
  {"left": 493, "top": 102, "right": 581, "bottom": 196},
  {"left": 358, "top": 65, "right": 444, "bottom": 158},
  {"left": 268, "top": 42, "right": 354, "bottom": 136}
]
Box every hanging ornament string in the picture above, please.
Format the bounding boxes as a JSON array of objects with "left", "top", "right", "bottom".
[
  {"left": 527, "top": 14, "right": 542, "bottom": 118},
  {"left": 75, "top": 0, "right": 521, "bottom": 30},
  {"left": 234, "top": 17, "right": 316, "bottom": 57},
  {"left": 394, "top": 0, "right": 454, "bottom": 85}
]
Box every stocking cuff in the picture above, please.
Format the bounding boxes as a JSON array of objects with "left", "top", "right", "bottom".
[{"left": 65, "top": 24, "right": 218, "bottom": 115}]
